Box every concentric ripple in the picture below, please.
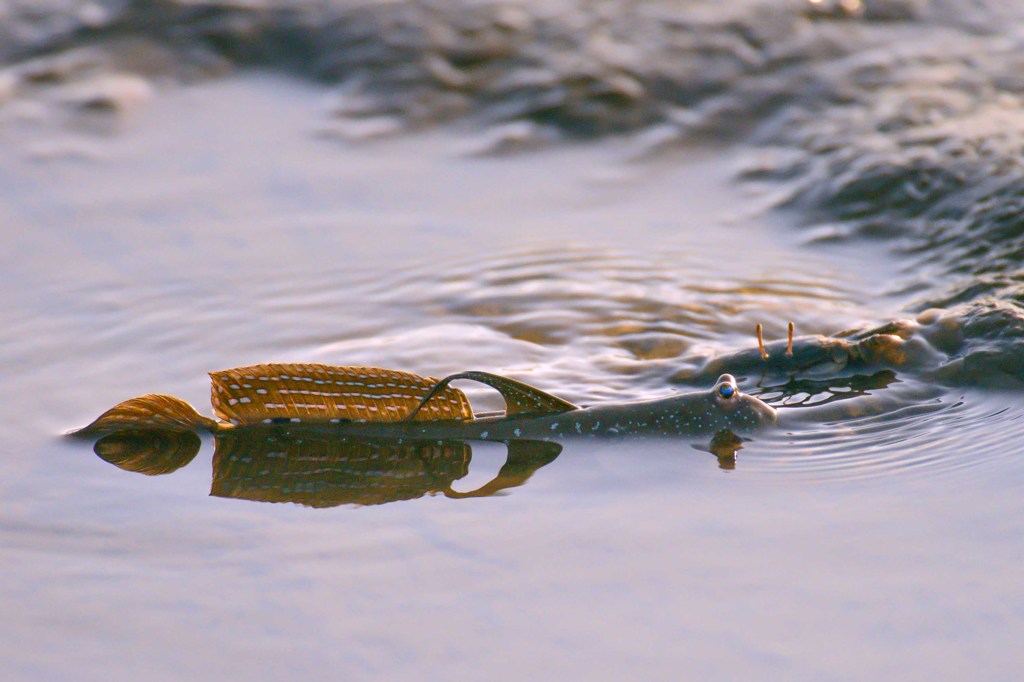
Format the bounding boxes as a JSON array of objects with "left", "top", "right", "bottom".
[
  {"left": 743, "top": 388, "right": 1024, "bottom": 481},
  {"left": 303, "top": 244, "right": 879, "bottom": 402}
]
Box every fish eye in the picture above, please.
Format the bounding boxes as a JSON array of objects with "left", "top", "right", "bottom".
[{"left": 718, "top": 383, "right": 736, "bottom": 399}]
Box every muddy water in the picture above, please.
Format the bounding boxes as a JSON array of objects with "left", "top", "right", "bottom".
[{"left": 2, "top": 69, "right": 1024, "bottom": 682}]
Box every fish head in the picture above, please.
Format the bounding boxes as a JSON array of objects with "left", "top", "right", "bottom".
[{"left": 707, "top": 373, "right": 777, "bottom": 431}]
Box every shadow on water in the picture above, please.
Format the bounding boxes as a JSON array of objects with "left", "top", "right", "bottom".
[{"left": 89, "top": 426, "right": 757, "bottom": 505}]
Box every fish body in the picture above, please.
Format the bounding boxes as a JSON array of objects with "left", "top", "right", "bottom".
[
  {"left": 77, "top": 364, "right": 776, "bottom": 440},
  {"left": 314, "top": 381, "right": 774, "bottom": 440}
]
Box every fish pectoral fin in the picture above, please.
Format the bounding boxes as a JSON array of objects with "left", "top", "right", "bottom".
[{"left": 404, "top": 370, "right": 577, "bottom": 421}]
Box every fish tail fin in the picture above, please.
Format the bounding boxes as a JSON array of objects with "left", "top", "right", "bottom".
[{"left": 70, "top": 394, "right": 219, "bottom": 436}]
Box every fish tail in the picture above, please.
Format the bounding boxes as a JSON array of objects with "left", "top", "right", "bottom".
[{"left": 71, "top": 394, "right": 220, "bottom": 436}]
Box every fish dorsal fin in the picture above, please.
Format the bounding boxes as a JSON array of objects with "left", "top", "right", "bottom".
[
  {"left": 72, "top": 394, "right": 217, "bottom": 435},
  {"left": 210, "top": 363, "right": 474, "bottom": 426},
  {"left": 405, "top": 370, "right": 577, "bottom": 421}
]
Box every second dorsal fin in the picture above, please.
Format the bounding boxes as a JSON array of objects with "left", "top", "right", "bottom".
[
  {"left": 210, "top": 363, "right": 474, "bottom": 426},
  {"left": 404, "top": 370, "right": 577, "bottom": 421}
]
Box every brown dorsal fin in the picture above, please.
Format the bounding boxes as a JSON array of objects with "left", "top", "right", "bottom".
[
  {"left": 210, "top": 363, "right": 474, "bottom": 426},
  {"left": 405, "top": 370, "right": 577, "bottom": 421},
  {"left": 72, "top": 394, "right": 218, "bottom": 435}
]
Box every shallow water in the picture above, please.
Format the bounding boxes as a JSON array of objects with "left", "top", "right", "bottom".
[{"left": 3, "top": 2, "right": 1024, "bottom": 679}]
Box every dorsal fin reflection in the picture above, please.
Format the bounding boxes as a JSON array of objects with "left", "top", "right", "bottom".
[
  {"left": 93, "top": 427, "right": 562, "bottom": 507},
  {"left": 213, "top": 430, "right": 564, "bottom": 506},
  {"left": 443, "top": 439, "right": 562, "bottom": 499},
  {"left": 94, "top": 429, "right": 202, "bottom": 475},
  {"left": 212, "top": 429, "right": 472, "bottom": 507}
]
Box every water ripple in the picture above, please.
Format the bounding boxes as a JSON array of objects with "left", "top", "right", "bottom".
[{"left": 744, "top": 389, "right": 1024, "bottom": 481}]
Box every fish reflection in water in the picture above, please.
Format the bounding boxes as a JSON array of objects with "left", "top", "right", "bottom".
[
  {"left": 91, "top": 424, "right": 761, "bottom": 506},
  {"left": 214, "top": 431, "right": 562, "bottom": 506},
  {"left": 93, "top": 428, "right": 562, "bottom": 507},
  {"left": 94, "top": 429, "right": 202, "bottom": 476}
]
